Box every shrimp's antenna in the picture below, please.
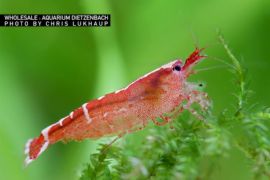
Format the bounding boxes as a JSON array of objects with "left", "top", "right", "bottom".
[
  {"left": 189, "top": 28, "right": 224, "bottom": 49},
  {"left": 195, "top": 65, "right": 228, "bottom": 73},
  {"left": 207, "top": 55, "right": 236, "bottom": 70},
  {"left": 189, "top": 27, "right": 200, "bottom": 48}
]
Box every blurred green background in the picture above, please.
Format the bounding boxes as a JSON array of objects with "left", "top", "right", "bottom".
[{"left": 0, "top": 0, "right": 269, "bottom": 179}]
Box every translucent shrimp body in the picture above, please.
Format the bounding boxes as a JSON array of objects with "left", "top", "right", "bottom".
[{"left": 24, "top": 48, "right": 209, "bottom": 166}]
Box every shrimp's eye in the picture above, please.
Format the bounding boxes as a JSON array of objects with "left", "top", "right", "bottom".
[{"left": 173, "top": 65, "right": 181, "bottom": 71}]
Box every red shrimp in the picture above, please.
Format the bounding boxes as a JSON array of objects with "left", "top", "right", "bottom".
[{"left": 24, "top": 48, "right": 210, "bottom": 165}]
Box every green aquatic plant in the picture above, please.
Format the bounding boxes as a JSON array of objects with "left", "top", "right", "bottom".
[{"left": 79, "top": 35, "right": 270, "bottom": 180}]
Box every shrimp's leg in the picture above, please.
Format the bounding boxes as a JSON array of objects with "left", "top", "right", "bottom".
[
  {"left": 127, "top": 122, "right": 147, "bottom": 133},
  {"left": 152, "top": 115, "right": 170, "bottom": 126},
  {"left": 101, "top": 129, "right": 127, "bottom": 154},
  {"left": 170, "top": 106, "right": 184, "bottom": 119},
  {"left": 152, "top": 105, "right": 185, "bottom": 127},
  {"left": 183, "top": 90, "right": 210, "bottom": 120},
  {"left": 101, "top": 135, "right": 122, "bottom": 153},
  {"left": 102, "top": 120, "right": 148, "bottom": 153},
  {"left": 190, "top": 90, "right": 210, "bottom": 110},
  {"left": 187, "top": 108, "right": 204, "bottom": 120},
  {"left": 168, "top": 106, "right": 184, "bottom": 129}
]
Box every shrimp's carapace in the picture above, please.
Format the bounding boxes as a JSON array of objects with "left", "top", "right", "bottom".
[{"left": 24, "top": 48, "right": 209, "bottom": 166}]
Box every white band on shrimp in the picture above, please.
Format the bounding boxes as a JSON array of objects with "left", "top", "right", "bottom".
[{"left": 82, "top": 103, "right": 92, "bottom": 124}]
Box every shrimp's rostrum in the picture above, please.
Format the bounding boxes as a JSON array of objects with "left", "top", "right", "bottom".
[{"left": 24, "top": 48, "right": 210, "bottom": 165}]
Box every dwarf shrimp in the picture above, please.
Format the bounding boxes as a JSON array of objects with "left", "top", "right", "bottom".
[{"left": 24, "top": 48, "right": 210, "bottom": 165}]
